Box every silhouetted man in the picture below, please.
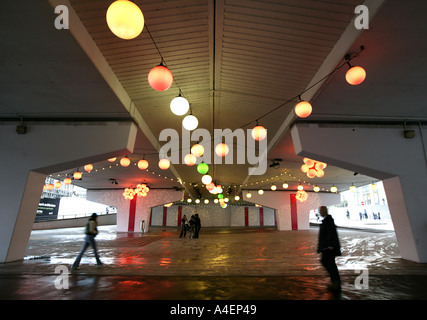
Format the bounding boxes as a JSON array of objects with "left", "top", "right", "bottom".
[{"left": 317, "top": 206, "right": 341, "bottom": 291}]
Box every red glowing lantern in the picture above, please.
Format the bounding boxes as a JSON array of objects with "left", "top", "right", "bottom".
[
  {"left": 251, "top": 125, "right": 267, "bottom": 141},
  {"left": 137, "top": 159, "right": 149, "bottom": 170},
  {"left": 158, "top": 158, "right": 171, "bottom": 170},
  {"left": 295, "top": 100, "right": 312, "bottom": 118},
  {"left": 345, "top": 66, "right": 366, "bottom": 85},
  {"left": 148, "top": 64, "right": 173, "bottom": 91}
]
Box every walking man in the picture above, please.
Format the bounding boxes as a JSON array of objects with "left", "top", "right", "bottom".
[
  {"left": 317, "top": 206, "right": 341, "bottom": 291},
  {"left": 72, "top": 213, "right": 103, "bottom": 270}
]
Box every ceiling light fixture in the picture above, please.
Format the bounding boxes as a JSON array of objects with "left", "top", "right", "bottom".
[
  {"left": 148, "top": 62, "right": 173, "bottom": 91},
  {"left": 345, "top": 53, "right": 366, "bottom": 85},
  {"left": 170, "top": 92, "right": 189, "bottom": 116},
  {"left": 106, "top": 0, "right": 144, "bottom": 40},
  {"left": 295, "top": 96, "right": 312, "bottom": 118}
]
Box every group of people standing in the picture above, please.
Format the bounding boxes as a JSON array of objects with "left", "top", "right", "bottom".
[{"left": 179, "top": 214, "right": 201, "bottom": 239}]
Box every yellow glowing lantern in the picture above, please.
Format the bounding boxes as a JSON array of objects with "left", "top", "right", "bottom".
[
  {"left": 282, "top": 182, "right": 289, "bottom": 189},
  {"left": 246, "top": 192, "right": 252, "bottom": 198},
  {"left": 106, "top": 0, "right": 144, "bottom": 40},
  {"left": 137, "top": 159, "right": 149, "bottom": 170},
  {"left": 191, "top": 144, "right": 204, "bottom": 157},
  {"left": 158, "top": 158, "right": 171, "bottom": 170},
  {"left": 313, "top": 185, "right": 320, "bottom": 192},
  {"left": 330, "top": 186, "right": 338, "bottom": 193}
]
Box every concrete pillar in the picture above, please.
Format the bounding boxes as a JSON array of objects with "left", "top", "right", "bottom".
[
  {"left": 0, "top": 121, "right": 137, "bottom": 263},
  {"left": 243, "top": 191, "right": 339, "bottom": 230},
  {"left": 87, "top": 189, "right": 183, "bottom": 232},
  {"left": 291, "top": 122, "right": 427, "bottom": 262}
]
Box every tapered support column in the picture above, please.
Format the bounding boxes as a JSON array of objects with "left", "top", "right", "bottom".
[
  {"left": 0, "top": 121, "right": 137, "bottom": 262},
  {"left": 291, "top": 123, "right": 427, "bottom": 262}
]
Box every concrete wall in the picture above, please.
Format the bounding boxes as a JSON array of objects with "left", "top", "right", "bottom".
[{"left": 32, "top": 214, "right": 116, "bottom": 230}]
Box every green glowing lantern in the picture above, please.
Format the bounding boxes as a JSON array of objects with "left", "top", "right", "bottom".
[{"left": 197, "top": 162, "right": 209, "bottom": 175}]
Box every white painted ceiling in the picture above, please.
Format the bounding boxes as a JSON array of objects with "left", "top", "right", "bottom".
[{"left": 2, "top": 0, "right": 426, "bottom": 200}]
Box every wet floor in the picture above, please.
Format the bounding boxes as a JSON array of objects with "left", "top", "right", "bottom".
[{"left": 1, "top": 226, "right": 427, "bottom": 301}]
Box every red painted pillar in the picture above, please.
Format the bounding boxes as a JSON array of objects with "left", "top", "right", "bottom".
[
  {"left": 290, "top": 194, "right": 298, "bottom": 230},
  {"left": 162, "top": 206, "right": 168, "bottom": 227},
  {"left": 244, "top": 207, "right": 249, "bottom": 226},
  {"left": 177, "top": 206, "right": 182, "bottom": 226},
  {"left": 128, "top": 197, "right": 137, "bottom": 232},
  {"left": 259, "top": 207, "right": 264, "bottom": 226}
]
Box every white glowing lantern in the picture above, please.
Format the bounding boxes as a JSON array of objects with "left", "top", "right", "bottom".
[{"left": 170, "top": 95, "right": 189, "bottom": 116}]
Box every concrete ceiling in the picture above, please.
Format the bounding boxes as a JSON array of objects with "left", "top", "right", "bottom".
[{"left": 2, "top": 0, "right": 426, "bottom": 200}]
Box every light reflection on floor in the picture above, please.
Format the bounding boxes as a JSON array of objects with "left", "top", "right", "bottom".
[{"left": 1, "top": 226, "right": 427, "bottom": 300}]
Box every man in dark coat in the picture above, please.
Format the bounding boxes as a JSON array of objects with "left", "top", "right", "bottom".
[
  {"left": 317, "top": 206, "right": 341, "bottom": 291},
  {"left": 194, "top": 214, "right": 201, "bottom": 238}
]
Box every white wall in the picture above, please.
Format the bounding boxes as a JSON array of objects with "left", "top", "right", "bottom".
[{"left": 149, "top": 204, "right": 277, "bottom": 227}]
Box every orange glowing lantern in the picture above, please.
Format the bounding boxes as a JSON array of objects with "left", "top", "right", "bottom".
[
  {"left": 346, "top": 66, "right": 366, "bottom": 85},
  {"left": 73, "top": 171, "right": 82, "bottom": 180},
  {"left": 135, "top": 183, "right": 150, "bottom": 197},
  {"left": 120, "top": 156, "right": 131, "bottom": 167},
  {"left": 295, "top": 100, "right": 312, "bottom": 118},
  {"left": 64, "top": 177, "right": 72, "bottom": 185},
  {"left": 108, "top": 157, "right": 117, "bottom": 162},
  {"left": 296, "top": 190, "right": 308, "bottom": 202},
  {"left": 215, "top": 143, "right": 229, "bottom": 157},
  {"left": 251, "top": 125, "right": 267, "bottom": 141},
  {"left": 301, "top": 157, "right": 327, "bottom": 178},
  {"left": 123, "top": 187, "right": 136, "bottom": 200},
  {"left": 206, "top": 182, "right": 215, "bottom": 191},
  {"left": 47, "top": 183, "right": 54, "bottom": 191},
  {"left": 184, "top": 153, "right": 197, "bottom": 166},
  {"left": 84, "top": 164, "right": 93, "bottom": 173},
  {"left": 54, "top": 181, "right": 62, "bottom": 189},
  {"left": 148, "top": 64, "right": 173, "bottom": 91},
  {"left": 137, "top": 159, "right": 149, "bottom": 170},
  {"left": 158, "top": 158, "right": 171, "bottom": 170}
]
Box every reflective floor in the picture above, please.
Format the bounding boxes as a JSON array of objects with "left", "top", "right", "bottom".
[{"left": 1, "top": 226, "right": 427, "bottom": 300}]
